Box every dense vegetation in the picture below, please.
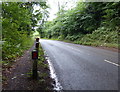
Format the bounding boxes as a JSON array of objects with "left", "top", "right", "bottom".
[
  {"left": 1, "top": 2, "right": 120, "bottom": 61},
  {"left": 2, "top": 2, "right": 48, "bottom": 61},
  {"left": 38, "top": 2, "right": 119, "bottom": 48}
]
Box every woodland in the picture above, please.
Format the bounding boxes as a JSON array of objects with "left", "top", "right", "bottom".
[{"left": 2, "top": 1, "right": 120, "bottom": 61}]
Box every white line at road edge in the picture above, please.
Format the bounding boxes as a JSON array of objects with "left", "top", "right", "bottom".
[
  {"left": 46, "top": 56, "right": 63, "bottom": 91},
  {"left": 104, "top": 59, "right": 120, "bottom": 67},
  {"left": 44, "top": 51, "right": 63, "bottom": 91}
]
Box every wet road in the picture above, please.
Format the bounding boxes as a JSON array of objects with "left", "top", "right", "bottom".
[{"left": 40, "top": 39, "right": 119, "bottom": 90}]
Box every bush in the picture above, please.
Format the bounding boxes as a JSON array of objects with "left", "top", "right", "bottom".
[{"left": 2, "top": 35, "right": 34, "bottom": 61}]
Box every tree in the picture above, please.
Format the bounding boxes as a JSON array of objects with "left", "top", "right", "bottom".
[{"left": 2, "top": 1, "right": 48, "bottom": 60}]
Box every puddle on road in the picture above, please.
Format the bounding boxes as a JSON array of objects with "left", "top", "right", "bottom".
[{"left": 45, "top": 53, "right": 63, "bottom": 91}]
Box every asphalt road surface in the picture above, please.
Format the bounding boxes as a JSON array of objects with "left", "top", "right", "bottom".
[{"left": 40, "top": 39, "right": 119, "bottom": 90}]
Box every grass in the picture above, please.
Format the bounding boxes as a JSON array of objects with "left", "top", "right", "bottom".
[
  {"left": 74, "top": 40, "right": 118, "bottom": 48},
  {"left": 2, "top": 36, "right": 35, "bottom": 84},
  {"left": 2, "top": 36, "right": 34, "bottom": 60},
  {"left": 26, "top": 42, "right": 53, "bottom": 90},
  {"left": 42, "top": 37, "right": 118, "bottom": 49},
  {"left": 42, "top": 28, "right": 118, "bottom": 49},
  {"left": 2, "top": 37, "right": 53, "bottom": 90}
]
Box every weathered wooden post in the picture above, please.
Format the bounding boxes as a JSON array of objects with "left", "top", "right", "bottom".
[
  {"left": 32, "top": 50, "right": 38, "bottom": 79},
  {"left": 36, "top": 38, "right": 39, "bottom": 42},
  {"left": 31, "top": 38, "right": 40, "bottom": 79},
  {"left": 35, "top": 42, "right": 39, "bottom": 50},
  {"left": 35, "top": 38, "right": 39, "bottom": 51},
  {"left": 32, "top": 38, "right": 39, "bottom": 80}
]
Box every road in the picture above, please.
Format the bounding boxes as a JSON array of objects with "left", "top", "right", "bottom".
[{"left": 40, "top": 39, "right": 119, "bottom": 90}]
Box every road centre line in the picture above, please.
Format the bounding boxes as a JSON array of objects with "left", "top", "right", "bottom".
[
  {"left": 66, "top": 45, "right": 118, "bottom": 64},
  {"left": 104, "top": 59, "right": 120, "bottom": 67}
]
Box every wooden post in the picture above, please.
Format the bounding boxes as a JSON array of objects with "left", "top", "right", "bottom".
[
  {"left": 35, "top": 42, "right": 39, "bottom": 49},
  {"left": 32, "top": 59, "right": 38, "bottom": 79},
  {"left": 32, "top": 50, "right": 38, "bottom": 80},
  {"left": 31, "top": 39, "right": 40, "bottom": 80},
  {"left": 36, "top": 38, "right": 39, "bottom": 42}
]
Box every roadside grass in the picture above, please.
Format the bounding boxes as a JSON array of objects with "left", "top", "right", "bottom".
[
  {"left": 2, "top": 36, "right": 34, "bottom": 83},
  {"left": 37, "top": 43, "right": 53, "bottom": 90},
  {"left": 26, "top": 42, "right": 53, "bottom": 90},
  {"left": 42, "top": 37, "right": 118, "bottom": 49},
  {"left": 2, "top": 37, "right": 53, "bottom": 90},
  {"left": 2, "top": 36, "right": 34, "bottom": 67},
  {"left": 42, "top": 26, "right": 118, "bottom": 49},
  {"left": 74, "top": 41, "right": 118, "bottom": 48}
]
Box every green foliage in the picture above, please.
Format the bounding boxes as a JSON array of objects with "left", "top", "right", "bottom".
[
  {"left": 39, "top": 2, "right": 119, "bottom": 48},
  {"left": 80, "top": 27, "right": 118, "bottom": 43},
  {"left": 2, "top": 2, "right": 48, "bottom": 60}
]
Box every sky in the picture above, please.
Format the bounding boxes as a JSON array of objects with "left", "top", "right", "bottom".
[{"left": 46, "top": 0, "right": 79, "bottom": 21}]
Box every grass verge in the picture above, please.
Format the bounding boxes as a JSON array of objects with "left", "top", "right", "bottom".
[
  {"left": 36, "top": 43, "right": 53, "bottom": 90},
  {"left": 2, "top": 37, "right": 34, "bottom": 84},
  {"left": 26, "top": 42, "right": 54, "bottom": 90},
  {"left": 2, "top": 36, "right": 34, "bottom": 68},
  {"left": 42, "top": 38, "right": 118, "bottom": 49}
]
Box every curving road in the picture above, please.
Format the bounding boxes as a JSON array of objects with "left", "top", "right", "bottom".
[{"left": 40, "top": 39, "right": 119, "bottom": 90}]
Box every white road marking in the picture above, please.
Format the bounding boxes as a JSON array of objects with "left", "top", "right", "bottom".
[
  {"left": 104, "top": 59, "right": 120, "bottom": 67},
  {"left": 11, "top": 76, "right": 17, "bottom": 80}
]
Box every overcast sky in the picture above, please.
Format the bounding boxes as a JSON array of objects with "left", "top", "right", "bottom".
[{"left": 47, "top": 0, "right": 79, "bottom": 21}]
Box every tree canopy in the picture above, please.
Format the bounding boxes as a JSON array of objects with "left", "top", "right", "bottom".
[
  {"left": 37, "top": 2, "right": 119, "bottom": 47},
  {"left": 2, "top": 1, "right": 48, "bottom": 60}
]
